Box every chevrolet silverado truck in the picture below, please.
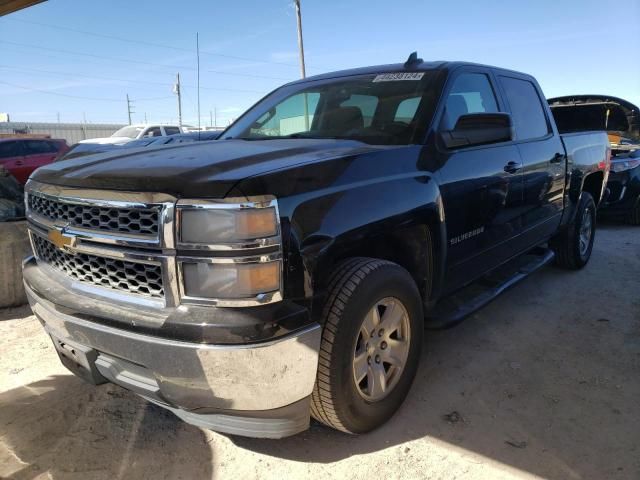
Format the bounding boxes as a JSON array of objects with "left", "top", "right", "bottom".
[{"left": 23, "top": 55, "right": 610, "bottom": 438}]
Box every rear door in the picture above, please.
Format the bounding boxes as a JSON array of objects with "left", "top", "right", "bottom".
[
  {"left": 0, "top": 140, "right": 27, "bottom": 183},
  {"left": 435, "top": 67, "right": 525, "bottom": 290},
  {"left": 497, "top": 75, "right": 566, "bottom": 243}
]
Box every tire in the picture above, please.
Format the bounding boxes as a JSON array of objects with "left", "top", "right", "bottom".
[
  {"left": 552, "top": 192, "right": 596, "bottom": 269},
  {"left": 626, "top": 196, "right": 640, "bottom": 225},
  {"left": 310, "top": 257, "right": 424, "bottom": 434}
]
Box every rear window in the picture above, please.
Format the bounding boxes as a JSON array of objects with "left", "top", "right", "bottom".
[
  {"left": 395, "top": 97, "right": 421, "bottom": 123},
  {"left": 341, "top": 94, "right": 378, "bottom": 127},
  {"left": 499, "top": 76, "right": 549, "bottom": 140}
]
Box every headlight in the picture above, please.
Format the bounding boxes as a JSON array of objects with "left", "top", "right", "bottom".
[
  {"left": 181, "top": 258, "right": 281, "bottom": 299},
  {"left": 177, "top": 196, "right": 282, "bottom": 306},
  {"left": 177, "top": 197, "right": 278, "bottom": 247}
]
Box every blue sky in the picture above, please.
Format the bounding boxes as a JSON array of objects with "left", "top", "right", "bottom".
[{"left": 1, "top": 0, "right": 638, "bottom": 126}]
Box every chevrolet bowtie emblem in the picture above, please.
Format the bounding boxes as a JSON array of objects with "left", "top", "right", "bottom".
[{"left": 48, "top": 227, "right": 78, "bottom": 251}]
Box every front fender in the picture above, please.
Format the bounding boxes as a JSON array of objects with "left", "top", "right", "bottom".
[{"left": 286, "top": 173, "right": 444, "bottom": 316}]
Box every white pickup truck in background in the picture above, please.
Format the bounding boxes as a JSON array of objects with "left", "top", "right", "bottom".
[{"left": 79, "top": 124, "right": 185, "bottom": 145}]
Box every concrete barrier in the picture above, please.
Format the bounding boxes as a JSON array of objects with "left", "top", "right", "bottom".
[{"left": 0, "top": 221, "right": 32, "bottom": 308}]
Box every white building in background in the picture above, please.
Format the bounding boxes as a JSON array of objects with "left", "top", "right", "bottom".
[{"left": 0, "top": 122, "right": 125, "bottom": 145}]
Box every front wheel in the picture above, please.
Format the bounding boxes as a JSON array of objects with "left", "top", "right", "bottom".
[
  {"left": 310, "top": 258, "right": 423, "bottom": 434},
  {"left": 552, "top": 192, "right": 596, "bottom": 269}
]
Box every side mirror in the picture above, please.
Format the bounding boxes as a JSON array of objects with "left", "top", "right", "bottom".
[{"left": 441, "top": 113, "right": 514, "bottom": 149}]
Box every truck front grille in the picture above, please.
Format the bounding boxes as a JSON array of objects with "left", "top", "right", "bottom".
[
  {"left": 32, "top": 235, "right": 165, "bottom": 299},
  {"left": 28, "top": 193, "right": 159, "bottom": 236}
]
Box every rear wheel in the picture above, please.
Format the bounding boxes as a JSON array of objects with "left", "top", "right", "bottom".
[
  {"left": 552, "top": 192, "right": 596, "bottom": 269},
  {"left": 311, "top": 258, "right": 423, "bottom": 434}
]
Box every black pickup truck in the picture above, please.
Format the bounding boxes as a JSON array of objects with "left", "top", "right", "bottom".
[{"left": 23, "top": 55, "right": 610, "bottom": 438}]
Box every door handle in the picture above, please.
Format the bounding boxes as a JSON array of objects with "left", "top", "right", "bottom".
[
  {"left": 550, "top": 152, "right": 565, "bottom": 163},
  {"left": 503, "top": 161, "right": 522, "bottom": 174},
  {"left": 15, "top": 160, "right": 23, "bottom": 166}
]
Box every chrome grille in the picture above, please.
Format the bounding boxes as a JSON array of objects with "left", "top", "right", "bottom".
[
  {"left": 32, "top": 235, "right": 164, "bottom": 299},
  {"left": 28, "top": 193, "right": 159, "bottom": 236}
]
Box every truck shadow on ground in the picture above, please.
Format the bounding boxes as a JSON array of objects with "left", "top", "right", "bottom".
[
  {"left": 0, "top": 375, "right": 213, "bottom": 480},
  {"left": 232, "top": 227, "right": 640, "bottom": 480}
]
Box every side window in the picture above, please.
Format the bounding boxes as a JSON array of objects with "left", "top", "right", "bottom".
[
  {"left": 441, "top": 73, "right": 499, "bottom": 130},
  {"left": 146, "top": 127, "right": 163, "bottom": 137},
  {"left": 164, "top": 126, "right": 181, "bottom": 135},
  {"left": 251, "top": 92, "right": 320, "bottom": 137},
  {"left": 340, "top": 94, "right": 378, "bottom": 127},
  {"left": 499, "top": 76, "right": 549, "bottom": 140},
  {"left": 0, "top": 141, "right": 21, "bottom": 159},
  {"left": 394, "top": 97, "right": 421, "bottom": 123},
  {"left": 24, "top": 140, "right": 56, "bottom": 154}
]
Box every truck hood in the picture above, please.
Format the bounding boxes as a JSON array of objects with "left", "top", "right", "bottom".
[{"left": 30, "top": 138, "right": 387, "bottom": 198}]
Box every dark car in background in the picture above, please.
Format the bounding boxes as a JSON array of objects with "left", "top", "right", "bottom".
[
  {"left": 549, "top": 95, "right": 640, "bottom": 224},
  {"left": 0, "top": 138, "right": 69, "bottom": 184}
]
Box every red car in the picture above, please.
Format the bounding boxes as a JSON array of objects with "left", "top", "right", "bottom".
[{"left": 0, "top": 138, "right": 69, "bottom": 184}]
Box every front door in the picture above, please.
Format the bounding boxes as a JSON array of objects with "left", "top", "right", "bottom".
[{"left": 435, "top": 70, "right": 524, "bottom": 292}]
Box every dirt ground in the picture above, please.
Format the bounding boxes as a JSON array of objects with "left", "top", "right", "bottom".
[{"left": 0, "top": 223, "right": 638, "bottom": 480}]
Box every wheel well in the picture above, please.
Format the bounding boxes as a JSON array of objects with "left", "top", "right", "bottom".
[
  {"left": 582, "top": 171, "right": 604, "bottom": 206},
  {"left": 332, "top": 224, "right": 436, "bottom": 305}
]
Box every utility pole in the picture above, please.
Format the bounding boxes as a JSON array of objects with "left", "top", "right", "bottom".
[
  {"left": 196, "top": 33, "right": 201, "bottom": 133},
  {"left": 56, "top": 112, "right": 60, "bottom": 123},
  {"left": 214, "top": 107, "right": 217, "bottom": 128},
  {"left": 173, "top": 73, "right": 183, "bottom": 127},
  {"left": 126, "top": 94, "right": 134, "bottom": 125},
  {"left": 294, "top": 0, "right": 309, "bottom": 130},
  {"left": 210, "top": 110, "right": 213, "bottom": 128},
  {"left": 294, "top": 0, "right": 306, "bottom": 79}
]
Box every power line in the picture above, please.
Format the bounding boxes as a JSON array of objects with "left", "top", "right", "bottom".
[
  {"left": 2, "top": 43, "right": 291, "bottom": 81},
  {"left": 0, "top": 79, "right": 174, "bottom": 103},
  {"left": 0, "top": 65, "right": 270, "bottom": 94},
  {"left": 4, "top": 17, "right": 309, "bottom": 69},
  {"left": 0, "top": 40, "right": 293, "bottom": 82}
]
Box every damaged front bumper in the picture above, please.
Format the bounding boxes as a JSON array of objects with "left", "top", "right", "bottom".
[{"left": 23, "top": 256, "right": 321, "bottom": 438}]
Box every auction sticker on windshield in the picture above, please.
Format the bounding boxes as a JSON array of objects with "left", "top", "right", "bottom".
[{"left": 373, "top": 72, "right": 425, "bottom": 82}]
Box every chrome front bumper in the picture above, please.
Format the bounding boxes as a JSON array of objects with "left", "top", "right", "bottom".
[{"left": 24, "top": 258, "right": 322, "bottom": 438}]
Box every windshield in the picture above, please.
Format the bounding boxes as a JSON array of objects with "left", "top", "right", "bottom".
[
  {"left": 111, "top": 126, "right": 144, "bottom": 139},
  {"left": 222, "top": 71, "right": 440, "bottom": 145}
]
